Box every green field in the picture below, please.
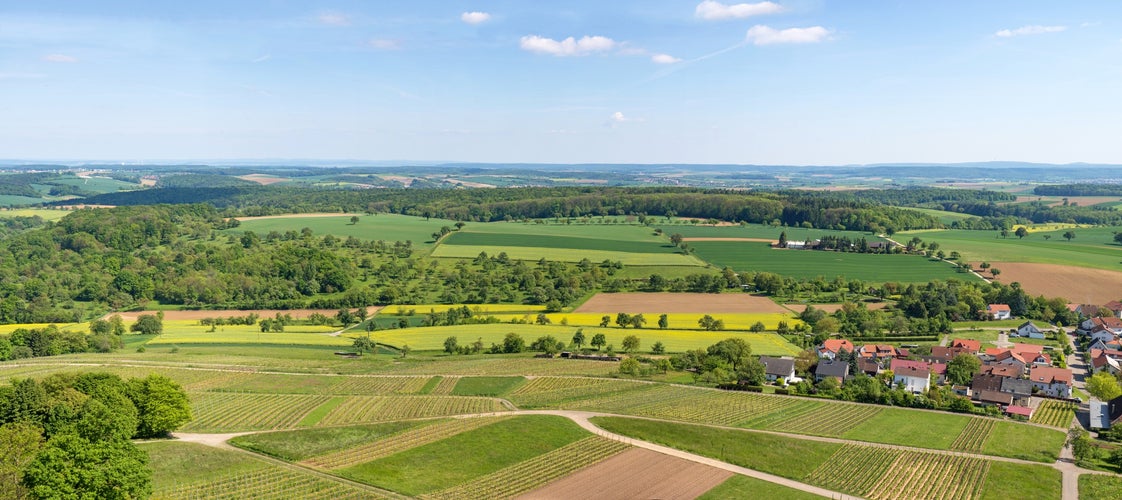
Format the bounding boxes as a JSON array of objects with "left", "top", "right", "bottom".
[
  {"left": 443, "top": 231, "right": 680, "bottom": 254},
  {"left": 1080, "top": 474, "right": 1122, "bottom": 500},
  {"left": 900, "top": 226, "right": 1122, "bottom": 271},
  {"left": 902, "top": 207, "right": 977, "bottom": 224},
  {"left": 690, "top": 241, "right": 976, "bottom": 283},
  {"left": 0, "top": 208, "right": 72, "bottom": 220},
  {"left": 355, "top": 323, "right": 802, "bottom": 355},
  {"left": 654, "top": 222, "right": 885, "bottom": 241},
  {"left": 228, "top": 213, "right": 460, "bottom": 245},
  {"left": 230, "top": 421, "right": 430, "bottom": 461},
  {"left": 431, "top": 244, "right": 704, "bottom": 266}
]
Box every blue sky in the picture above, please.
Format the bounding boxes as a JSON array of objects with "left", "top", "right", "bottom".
[{"left": 1, "top": 1, "right": 1120, "bottom": 164}]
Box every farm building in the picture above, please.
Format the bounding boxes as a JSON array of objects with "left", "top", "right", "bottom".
[
  {"left": 987, "top": 304, "right": 1012, "bottom": 320},
  {"left": 1005, "top": 405, "right": 1034, "bottom": 419},
  {"left": 1014, "top": 321, "right": 1046, "bottom": 339},
  {"left": 1091, "top": 399, "right": 1112, "bottom": 429}
]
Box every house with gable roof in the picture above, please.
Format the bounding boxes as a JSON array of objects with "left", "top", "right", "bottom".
[
  {"left": 987, "top": 304, "right": 1012, "bottom": 320},
  {"left": 1015, "top": 321, "right": 1046, "bottom": 339},
  {"left": 817, "top": 339, "right": 855, "bottom": 360},
  {"left": 1029, "top": 366, "right": 1073, "bottom": 398}
]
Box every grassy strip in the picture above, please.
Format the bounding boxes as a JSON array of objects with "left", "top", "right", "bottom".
[
  {"left": 697, "top": 475, "right": 824, "bottom": 500},
  {"left": 979, "top": 420, "right": 1066, "bottom": 463},
  {"left": 142, "top": 441, "right": 267, "bottom": 490},
  {"left": 451, "top": 376, "right": 524, "bottom": 396},
  {"left": 841, "top": 408, "right": 971, "bottom": 450},
  {"left": 417, "top": 376, "right": 442, "bottom": 395},
  {"left": 1079, "top": 474, "right": 1122, "bottom": 500},
  {"left": 298, "top": 396, "right": 346, "bottom": 427},
  {"left": 336, "top": 415, "right": 587, "bottom": 496},
  {"left": 229, "top": 420, "right": 430, "bottom": 461},
  {"left": 591, "top": 416, "right": 839, "bottom": 480},
  {"left": 979, "top": 462, "right": 1061, "bottom": 499}
]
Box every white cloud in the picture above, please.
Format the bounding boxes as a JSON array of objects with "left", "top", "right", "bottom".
[
  {"left": 651, "top": 53, "right": 682, "bottom": 64},
  {"left": 251, "top": 54, "right": 271, "bottom": 63},
  {"left": 42, "top": 54, "right": 78, "bottom": 63},
  {"left": 368, "top": 39, "right": 401, "bottom": 50},
  {"left": 461, "top": 12, "right": 492, "bottom": 25},
  {"left": 994, "top": 25, "right": 1067, "bottom": 37},
  {"left": 317, "top": 12, "right": 350, "bottom": 26},
  {"left": 695, "top": 1, "right": 783, "bottom": 20},
  {"left": 611, "top": 111, "right": 628, "bottom": 123},
  {"left": 519, "top": 35, "right": 617, "bottom": 56},
  {"left": 745, "top": 25, "right": 830, "bottom": 45}
]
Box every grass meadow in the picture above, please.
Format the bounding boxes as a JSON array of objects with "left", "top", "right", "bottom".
[
  {"left": 229, "top": 213, "right": 459, "bottom": 246},
  {"left": 690, "top": 241, "right": 974, "bottom": 283},
  {"left": 900, "top": 226, "right": 1122, "bottom": 271},
  {"left": 653, "top": 222, "right": 886, "bottom": 242}
]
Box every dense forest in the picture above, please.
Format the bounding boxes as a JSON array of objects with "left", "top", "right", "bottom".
[{"left": 1033, "top": 183, "right": 1122, "bottom": 196}]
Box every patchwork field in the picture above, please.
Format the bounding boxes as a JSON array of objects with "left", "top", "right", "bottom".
[
  {"left": 689, "top": 241, "right": 975, "bottom": 283},
  {"left": 978, "top": 262, "right": 1122, "bottom": 303},
  {"left": 575, "top": 292, "right": 790, "bottom": 314}
]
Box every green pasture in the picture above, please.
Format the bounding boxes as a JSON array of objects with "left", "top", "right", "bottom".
[
  {"left": 0, "top": 195, "right": 46, "bottom": 206},
  {"left": 336, "top": 415, "right": 586, "bottom": 495},
  {"left": 356, "top": 323, "right": 802, "bottom": 355},
  {"left": 1080, "top": 474, "right": 1122, "bottom": 500},
  {"left": 443, "top": 231, "right": 678, "bottom": 254},
  {"left": 230, "top": 421, "right": 430, "bottom": 461},
  {"left": 902, "top": 207, "right": 976, "bottom": 224},
  {"left": 431, "top": 244, "right": 705, "bottom": 266},
  {"left": 654, "top": 222, "right": 885, "bottom": 241},
  {"left": 228, "top": 213, "right": 459, "bottom": 245},
  {"left": 699, "top": 476, "right": 823, "bottom": 500},
  {"left": 0, "top": 208, "right": 71, "bottom": 221},
  {"left": 142, "top": 441, "right": 268, "bottom": 491},
  {"left": 457, "top": 221, "right": 665, "bottom": 240},
  {"left": 689, "top": 241, "right": 975, "bottom": 283},
  {"left": 900, "top": 226, "right": 1122, "bottom": 271},
  {"left": 52, "top": 176, "right": 140, "bottom": 193}
]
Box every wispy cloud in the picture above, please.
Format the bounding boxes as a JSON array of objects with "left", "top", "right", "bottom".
[
  {"left": 42, "top": 54, "right": 78, "bottom": 63},
  {"left": 368, "top": 39, "right": 401, "bottom": 50},
  {"left": 746, "top": 25, "right": 830, "bottom": 45},
  {"left": 520, "top": 35, "right": 616, "bottom": 56},
  {"left": 695, "top": 1, "right": 782, "bottom": 20},
  {"left": 461, "top": 12, "right": 492, "bottom": 25},
  {"left": 251, "top": 54, "right": 271, "bottom": 63},
  {"left": 317, "top": 12, "right": 350, "bottom": 26},
  {"left": 995, "top": 25, "right": 1067, "bottom": 37},
  {"left": 651, "top": 53, "right": 682, "bottom": 64}
]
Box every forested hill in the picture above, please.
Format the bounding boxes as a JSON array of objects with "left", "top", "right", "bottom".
[{"left": 70, "top": 186, "right": 943, "bottom": 233}]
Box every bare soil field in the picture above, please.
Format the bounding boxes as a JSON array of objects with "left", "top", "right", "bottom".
[
  {"left": 234, "top": 213, "right": 362, "bottom": 221},
  {"left": 516, "top": 448, "right": 732, "bottom": 500},
  {"left": 103, "top": 306, "right": 381, "bottom": 322},
  {"left": 786, "top": 302, "right": 890, "bottom": 313},
  {"left": 985, "top": 262, "right": 1122, "bottom": 304},
  {"left": 682, "top": 237, "right": 775, "bottom": 242},
  {"left": 237, "top": 174, "right": 289, "bottom": 185},
  {"left": 575, "top": 293, "right": 788, "bottom": 314}
]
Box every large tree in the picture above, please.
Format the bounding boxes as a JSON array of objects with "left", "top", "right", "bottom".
[
  {"left": 1088, "top": 371, "right": 1122, "bottom": 401},
  {"left": 22, "top": 434, "right": 152, "bottom": 500},
  {"left": 127, "top": 374, "right": 191, "bottom": 438},
  {"left": 946, "top": 354, "right": 982, "bottom": 386}
]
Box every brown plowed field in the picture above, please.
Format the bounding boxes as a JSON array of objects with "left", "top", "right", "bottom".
[
  {"left": 516, "top": 448, "right": 732, "bottom": 500},
  {"left": 102, "top": 306, "right": 381, "bottom": 322},
  {"left": 983, "top": 262, "right": 1122, "bottom": 304},
  {"left": 237, "top": 174, "right": 289, "bottom": 185},
  {"left": 575, "top": 293, "right": 789, "bottom": 314}
]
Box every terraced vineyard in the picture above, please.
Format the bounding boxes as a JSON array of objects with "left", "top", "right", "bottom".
[
  {"left": 507, "top": 377, "right": 649, "bottom": 407},
  {"left": 804, "top": 445, "right": 902, "bottom": 496},
  {"left": 1031, "top": 400, "right": 1077, "bottom": 428},
  {"left": 184, "top": 393, "right": 332, "bottom": 432},
  {"left": 804, "top": 444, "right": 990, "bottom": 500},
  {"left": 419, "top": 437, "right": 630, "bottom": 500},
  {"left": 865, "top": 452, "right": 990, "bottom": 500},
  {"left": 303, "top": 417, "right": 510, "bottom": 469},
  {"left": 155, "top": 466, "right": 384, "bottom": 499},
  {"left": 327, "top": 376, "right": 431, "bottom": 395},
  {"left": 766, "top": 403, "right": 882, "bottom": 436},
  {"left": 429, "top": 376, "right": 460, "bottom": 395},
  {"left": 315, "top": 396, "right": 507, "bottom": 426},
  {"left": 949, "top": 418, "right": 996, "bottom": 452}
]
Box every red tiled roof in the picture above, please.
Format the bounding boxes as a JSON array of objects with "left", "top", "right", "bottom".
[
  {"left": 1106, "top": 301, "right": 1122, "bottom": 312},
  {"left": 1006, "top": 405, "right": 1034, "bottom": 417},
  {"left": 980, "top": 365, "right": 1022, "bottom": 378},
  {"left": 821, "top": 339, "right": 855, "bottom": 354},
  {"left": 891, "top": 358, "right": 946, "bottom": 375},
  {"left": 895, "top": 365, "right": 930, "bottom": 378},
  {"left": 988, "top": 304, "right": 1011, "bottom": 312},
  {"left": 950, "top": 339, "right": 981, "bottom": 352},
  {"left": 1030, "top": 366, "right": 1073, "bottom": 386},
  {"left": 1012, "top": 343, "right": 1045, "bottom": 355}
]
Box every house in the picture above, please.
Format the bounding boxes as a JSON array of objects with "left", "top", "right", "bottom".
[
  {"left": 987, "top": 304, "right": 1012, "bottom": 320},
  {"left": 1087, "top": 338, "right": 1122, "bottom": 352},
  {"left": 1091, "top": 399, "right": 1111, "bottom": 429},
  {"left": 1015, "top": 321, "right": 1046, "bottom": 339},
  {"left": 858, "top": 344, "right": 901, "bottom": 361},
  {"left": 815, "top": 360, "right": 850, "bottom": 383},
  {"left": 1089, "top": 325, "right": 1118, "bottom": 344},
  {"left": 991, "top": 350, "right": 1027, "bottom": 373},
  {"left": 1000, "top": 377, "right": 1035, "bottom": 405},
  {"left": 1005, "top": 405, "right": 1034, "bottom": 419},
  {"left": 786, "top": 240, "right": 807, "bottom": 249},
  {"left": 928, "top": 345, "right": 976, "bottom": 363},
  {"left": 890, "top": 359, "right": 947, "bottom": 383},
  {"left": 1029, "top": 366, "right": 1073, "bottom": 398},
  {"left": 971, "top": 373, "right": 1005, "bottom": 394},
  {"left": 1106, "top": 395, "right": 1122, "bottom": 428},
  {"left": 856, "top": 359, "right": 881, "bottom": 377},
  {"left": 817, "top": 339, "right": 855, "bottom": 360},
  {"left": 1073, "top": 304, "right": 1102, "bottom": 317},
  {"left": 950, "top": 339, "right": 982, "bottom": 353},
  {"left": 894, "top": 365, "right": 931, "bottom": 393},
  {"left": 975, "top": 389, "right": 1013, "bottom": 406},
  {"left": 980, "top": 364, "right": 1022, "bottom": 378},
  {"left": 1091, "top": 353, "right": 1122, "bottom": 375},
  {"left": 759, "top": 356, "right": 796, "bottom": 383},
  {"left": 1107, "top": 301, "right": 1122, "bottom": 319},
  {"left": 1082, "top": 316, "right": 1122, "bottom": 335}
]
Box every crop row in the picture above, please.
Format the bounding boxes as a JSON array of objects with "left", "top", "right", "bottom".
[
  {"left": 303, "top": 417, "right": 510, "bottom": 469},
  {"left": 804, "top": 444, "right": 903, "bottom": 496},
  {"left": 184, "top": 393, "right": 331, "bottom": 432},
  {"left": 508, "top": 377, "right": 648, "bottom": 407},
  {"left": 768, "top": 403, "right": 882, "bottom": 437},
  {"left": 326, "top": 376, "right": 431, "bottom": 395},
  {"left": 866, "top": 451, "right": 990, "bottom": 500},
  {"left": 950, "top": 418, "right": 996, "bottom": 452},
  {"left": 385, "top": 356, "right": 616, "bottom": 377},
  {"left": 420, "top": 436, "right": 630, "bottom": 500},
  {"left": 156, "top": 466, "right": 382, "bottom": 499},
  {"left": 563, "top": 385, "right": 697, "bottom": 413},
  {"left": 428, "top": 376, "right": 460, "bottom": 395},
  {"left": 629, "top": 390, "right": 804, "bottom": 426},
  {"left": 1031, "top": 400, "right": 1077, "bottom": 428},
  {"left": 316, "top": 396, "right": 507, "bottom": 426}
]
